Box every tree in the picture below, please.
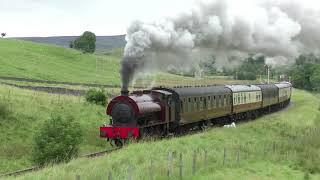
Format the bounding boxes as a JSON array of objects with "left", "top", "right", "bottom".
[
  {"left": 289, "top": 54, "right": 318, "bottom": 90},
  {"left": 69, "top": 40, "right": 74, "bottom": 48},
  {"left": 1, "top": 33, "right": 6, "bottom": 38},
  {"left": 233, "top": 55, "right": 265, "bottom": 80},
  {"left": 310, "top": 65, "right": 320, "bottom": 91},
  {"left": 200, "top": 55, "right": 217, "bottom": 75},
  {"left": 32, "top": 114, "right": 83, "bottom": 165},
  {"left": 73, "top": 31, "right": 96, "bottom": 53}
]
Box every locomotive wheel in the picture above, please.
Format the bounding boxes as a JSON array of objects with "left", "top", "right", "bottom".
[{"left": 114, "top": 139, "right": 123, "bottom": 147}]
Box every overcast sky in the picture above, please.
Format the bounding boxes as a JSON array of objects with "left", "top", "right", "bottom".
[{"left": 1, "top": 0, "right": 195, "bottom": 37}]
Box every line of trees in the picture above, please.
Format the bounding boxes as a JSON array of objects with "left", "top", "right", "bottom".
[
  {"left": 233, "top": 55, "right": 266, "bottom": 80},
  {"left": 289, "top": 54, "right": 320, "bottom": 91},
  {"left": 167, "top": 54, "right": 275, "bottom": 80}
]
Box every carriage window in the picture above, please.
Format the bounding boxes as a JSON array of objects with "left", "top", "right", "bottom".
[
  {"left": 180, "top": 101, "right": 183, "bottom": 113},
  {"left": 211, "top": 96, "right": 215, "bottom": 108},
  {"left": 222, "top": 95, "right": 225, "bottom": 106},
  {"left": 188, "top": 98, "right": 192, "bottom": 112},
  {"left": 215, "top": 96, "right": 219, "bottom": 107},
  {"left": 196, "top": 97, "right": 200, "bottom": 110},
  {"left": 226, "top": 95, "right": 228, "bottom": 106}
]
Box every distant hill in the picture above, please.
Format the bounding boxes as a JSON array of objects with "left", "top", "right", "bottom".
[{"left": 15, "top": 35, "right": 126, "bottom": 50}]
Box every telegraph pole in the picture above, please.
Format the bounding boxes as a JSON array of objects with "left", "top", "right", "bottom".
[
  {"left": 267, "top": 66, "right": 270, "bottom": 84},
  {"left": 264, "top": 65, "right": 270, "bottom": 84}
]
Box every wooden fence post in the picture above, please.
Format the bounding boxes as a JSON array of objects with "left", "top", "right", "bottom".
[
  {"left": 179, "top": 153, "right": 183, "bottom": 180},
  {"left": 167, "top": 152, "right": 173, "bottom": 178},
  {"left": 75, "top": 175, "right": 80, "bottom": 180},
  {"left": 108, "top": 171, "right": 112, "bottom": 180},
  {"left": 128, "top": 165, "right": 133, "bottom": 180},
  {"left": 150, "top": 158, "right": 154, "bottom": 180},
  {"left": 223, "top": 148, "right": 226, "bottom": 165},
  {"left": 236, "top": 148, "right": 240, "bottom": 164},
  {"left": 273, "top": 142, "right": 276, "bottom": 153},
  {"left": 192, "top": 150, "right": 196, "bottom": 175},
  {"left": 204, "top": 150, "right": 208, "bottom": 168}
]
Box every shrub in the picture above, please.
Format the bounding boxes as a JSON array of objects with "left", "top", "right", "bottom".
[
  {"left": 85, "top": 88, "right": 107, "bottom": 106},
  {"left": 32, "top": 114, "right": 83, "bottom": 166},
  {"left": 236, "top": 72, "right": 256, "bottom": 80},
  {"left": 0, "top": 101, "right": 11, "bottom": 119}
]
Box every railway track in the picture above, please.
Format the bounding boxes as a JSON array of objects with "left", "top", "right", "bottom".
[{"left": 0, "top": 147, "right": 121, "bottom": 178}]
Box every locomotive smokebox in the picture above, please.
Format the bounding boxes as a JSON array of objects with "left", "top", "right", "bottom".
[{"left": 121, "top": 89, "right": 129, "bottom": 96}]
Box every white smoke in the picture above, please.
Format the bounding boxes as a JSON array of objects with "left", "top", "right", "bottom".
[{"left": 121, "top": 0, "right": 320, "bottom": 89}]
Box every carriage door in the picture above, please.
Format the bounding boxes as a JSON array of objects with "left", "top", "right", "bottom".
[{"left": 167, "top": 95, "right": 175, "bottom": 122}]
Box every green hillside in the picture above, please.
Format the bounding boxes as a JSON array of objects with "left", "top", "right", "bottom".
[
  {"left": 6, "top": 89, "right": 320, "bottom": 180},
  {"left": 0, "top": 39, "right": 254, "bottom": 88},
  {"left": 0, "top": 85, "right": 110, "bottom": 174},
  {"left": 0, "top": 39, "right": 120, "bottom": 85}
]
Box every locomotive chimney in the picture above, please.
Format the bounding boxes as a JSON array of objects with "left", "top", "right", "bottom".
[{"left": 121, "top": 89, "right": 129, "bottom": 96}]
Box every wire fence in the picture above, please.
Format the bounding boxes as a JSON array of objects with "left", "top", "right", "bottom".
[{"left": 70, "top": 135, "right": 320, "bottom": 180}]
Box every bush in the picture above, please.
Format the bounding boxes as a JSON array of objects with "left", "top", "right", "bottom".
[
  {"left": 0, "top": 101, "right": 11, "bottom": 119},
  {"left": 236, "top": 72, "right": 256, "bottom": 80},
  {"left": 85, "top": 88, "right": 107, "bottom": 106},
  {"left": 32, "top": 114, "right": 83, "bottom": 166}
]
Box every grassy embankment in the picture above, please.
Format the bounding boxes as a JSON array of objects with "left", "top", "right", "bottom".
[
  {"left": 0, "top": 85, "right": 109, "bottom": 174},
  {"left": 6, "top": 89, "right": 319, "bottom": 180}
]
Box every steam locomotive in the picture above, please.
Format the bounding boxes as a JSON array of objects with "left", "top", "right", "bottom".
[{"left": 100, "top": 82, "right": 292, "bottom": 146}]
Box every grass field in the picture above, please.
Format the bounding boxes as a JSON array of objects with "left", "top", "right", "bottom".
[
  {"left": 0, "top": 39, "right": 120, "bottom": 85},
  {"left": 0, "top": 85, "right": 111, "bottom": 174},
  {"left": 4, "top": 89, "right": 319, "bottom": 180},
  {"left": 2, "top": 37, "right": 318, "bottom": 179},
  {"left": 0, "top": 39, "right": 258, "bottom": 88}
]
